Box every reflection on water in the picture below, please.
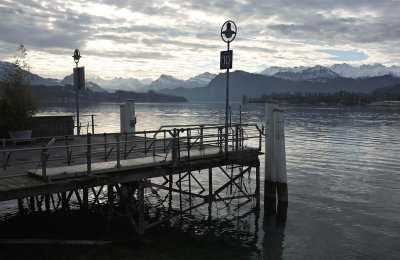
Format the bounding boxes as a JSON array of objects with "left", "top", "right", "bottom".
[{"left": 0, "top": 103, "right": 399, "bottom": 259}]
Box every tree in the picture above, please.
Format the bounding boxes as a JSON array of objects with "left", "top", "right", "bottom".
[{"left": 0, "top": 44, "right": 37, "bottom": 131}]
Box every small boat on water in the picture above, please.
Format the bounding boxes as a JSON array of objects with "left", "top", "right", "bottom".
[{"left": 368, "top": 101, "right": 400, "bottom": 107}]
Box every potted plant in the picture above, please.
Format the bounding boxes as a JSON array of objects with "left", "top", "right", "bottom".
[{"left": 0, "top": 44, "right": 37, "bottom": 139}]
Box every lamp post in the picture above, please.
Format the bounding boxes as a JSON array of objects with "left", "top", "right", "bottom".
[
  {"left": 72, "top": 49, "right": 81, "bottom": 135},
  {"left": 220, "top": 21, "right": 237, "bottom": 157}
]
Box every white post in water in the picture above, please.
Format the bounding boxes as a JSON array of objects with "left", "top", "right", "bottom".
[
  {"left": 120, "top": 104, "right": 125, "bottom": 133},
  {"left": 274, "top": 109, "right": 288, "bottom": 206},
  {"left": 120, "top": 99, "right": 136, "bottom": 133},
  {"left": 124, "top": 99, "right": 136, "bottom": 133},
  {"left": 265, "top": 101, "right": 278, "bottom": 210}
]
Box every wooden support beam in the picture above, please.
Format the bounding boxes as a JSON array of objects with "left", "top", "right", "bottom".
[
  {"left": 138, "top": 181, "right": 145, "bottom": 235},
  {"left": 150, "top": 183, "right": 206, "bottom": 199},
  {"left": 214, "top": 166, "right": 250, "bottom": 195}
]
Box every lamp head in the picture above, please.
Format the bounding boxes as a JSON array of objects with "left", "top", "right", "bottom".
[{"left": 73, "top": 49, "right": 81, "bottom": 64}]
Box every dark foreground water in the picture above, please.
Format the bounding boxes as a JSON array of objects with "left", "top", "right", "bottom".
[{"left": 1, "top": 102, "right": 399, "bottom": 259}]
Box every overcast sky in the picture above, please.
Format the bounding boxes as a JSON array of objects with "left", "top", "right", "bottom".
[{"left": 1, "top": 0, "right": 400, "bottom": 80}]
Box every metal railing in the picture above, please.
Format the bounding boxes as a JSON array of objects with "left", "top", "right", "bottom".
[{"left": 1, "top": 124, "right": 264, "bottom": 180}]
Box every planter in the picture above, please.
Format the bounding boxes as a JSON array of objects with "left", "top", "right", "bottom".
[{"left": 8, "top": 129, "right": 32, "bottom": 140}]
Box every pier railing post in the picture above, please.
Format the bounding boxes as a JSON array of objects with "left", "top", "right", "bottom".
[
  {"left": 116, "top": 135, "right": 121, "bottom": 168},
  {"left": 41, "top": 150, "right": 47, "bottom": 180},
  {"left": 103, "top": 133, "right": 107, "bottom": 162},
  {"left": 163, "top": 130, "right": 167, "bottom": 152},
  {"left": 199, "top": 125, "right": 204, "bottom": 150},
  {"left": 172, "top": 129, "right": 178, "bottom": 166},
  {"left": 235, "top": 124, "right": 239, "bottom": 150},
  {"left": 144, "top": 131, "right": 147, "bottom": 155},
  {"left": 218, "top": 126, "right": 223, "bottom": 154},
  {"left": 91, "top": 114, "right": 95, "bottom": 134}
]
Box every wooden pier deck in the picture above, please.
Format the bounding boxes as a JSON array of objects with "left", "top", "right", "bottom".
[
  {"left": 0, "top": 124, "right": 263, "bottom": 234},
  {"left": 0, "top": 125, "right": 262, "bottom": 202}
]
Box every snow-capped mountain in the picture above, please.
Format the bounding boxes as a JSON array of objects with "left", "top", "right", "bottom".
[
  {"left": 261, "top": 66, "right": 309, "bottom": 76},
  {"left": 0, "top": 61, "right": 60, "bottom": 86},
  {"left": 143, "top": 72, "right": 216, "bottom": 91},
  {"left": 186, "top": 72, "right": 217, "bottom": 87},
  {"left": 88, "top": 77, "right": 150, "bottom": 92},
  {"left": 272, "top": 65, "right": 341, "bottom": 81},
  {"left": 144, "top": 74, "right": 186, "bottom": 91},
  {"left": 330, "top": 63, "right": 400, "bottom": 78},
  {"left": 61, "top": 74, "right": 106, "bottom": 92},
  {"left": 261, "top": 63, "right": 400, "bottom": 79}
]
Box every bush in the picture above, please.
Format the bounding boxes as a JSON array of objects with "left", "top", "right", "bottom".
[{"left": 0, "top": 44, "right": 37, "bottom": 131}]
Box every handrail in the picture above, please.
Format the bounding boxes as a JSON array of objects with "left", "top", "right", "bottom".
[{"left": 1, "top": 124, "right": 263, "bottom": 177}]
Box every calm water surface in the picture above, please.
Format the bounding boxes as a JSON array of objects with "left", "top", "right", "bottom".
[{"left": 3, "top": 102, "right": 400, "bottom": 259}]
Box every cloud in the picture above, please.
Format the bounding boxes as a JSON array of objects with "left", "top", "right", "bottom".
[
  {"left": 0, "top": 0, "right": 399, "bottom": 79},
  {"left": 316, "top": 49, "right": 368, "bottom": 61}
]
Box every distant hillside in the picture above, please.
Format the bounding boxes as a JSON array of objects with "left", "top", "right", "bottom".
[
  {"left": 28, "top": 85, "right": 187, "bottom": 107},
  {"left": 0, "top": 61, "right": 60, "bottom": 86},
  {"left": 160, "top": 70, "right": 400, "bottom": 102}
]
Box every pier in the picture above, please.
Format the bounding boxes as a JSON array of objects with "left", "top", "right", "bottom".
[{"left": 0, "top": 124, "right": 263, "bottom": 235}]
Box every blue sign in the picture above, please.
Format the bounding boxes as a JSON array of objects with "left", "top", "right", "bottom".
[{"left": 220, "top": 50, "right": 233, "bottom": 70}]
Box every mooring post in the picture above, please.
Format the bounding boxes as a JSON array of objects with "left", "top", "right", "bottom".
[
  {"left": 274, "top": 109, "right": 288, "bottom": 210},
  {"left": 124, "top": 99, "right": 136, "bottom": 134},
  {"left": 265, "top": 101, "right": 278, "bottom": 213}
]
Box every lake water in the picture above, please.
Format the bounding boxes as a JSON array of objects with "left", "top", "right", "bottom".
[{"left": 2, "top": 102, "right": 400, "bottom": 259}]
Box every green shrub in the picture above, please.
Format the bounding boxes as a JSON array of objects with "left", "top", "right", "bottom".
[{"left": 0, "top": 44, "right": 37, "bottom": 131}]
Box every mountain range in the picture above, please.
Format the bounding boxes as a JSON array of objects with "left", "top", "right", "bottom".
[
  {"left": 1, "top": 60, "right": 400, "bottom": 102},
  {"left": 262, "top": 63, "right": 400, "bottom": 78},
  {"left": 160, "top": 70, "right": 400, "bottom": 101}
]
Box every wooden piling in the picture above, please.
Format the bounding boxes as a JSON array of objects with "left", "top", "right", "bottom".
[
  {"left": 107, "top": 185, "right": 114, "bottom": 222},
  {"left": 264, "top": 101, "right": 278, "bottom": 212},
  {"left": 274, "top": 109, "right": 288, "bottom": 207},
  {"left": 138, "top": 181, "right": 145, "bottom": 235}
]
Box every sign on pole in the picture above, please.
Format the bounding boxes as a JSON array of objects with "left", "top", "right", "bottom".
[
  {"left": 220, "top": 50, "right": 233, "bottom": 70},
  {"left": 73, "top": 67, "right": 85, "bottom": 90}
]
